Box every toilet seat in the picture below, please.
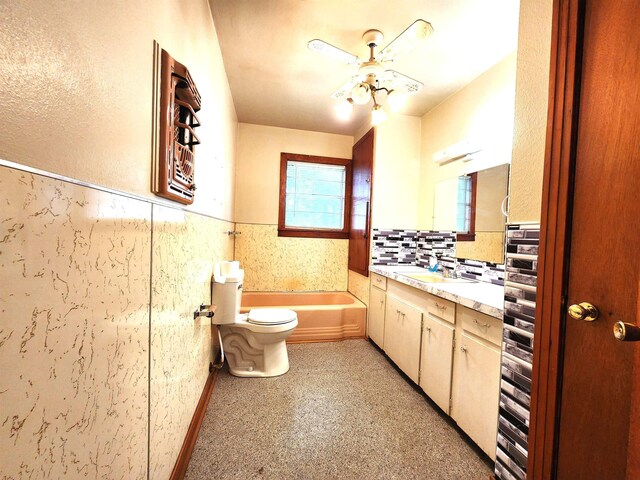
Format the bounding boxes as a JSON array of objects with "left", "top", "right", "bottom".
[{"left": 247, "top": 308, "right": 297, "bottom": 325}]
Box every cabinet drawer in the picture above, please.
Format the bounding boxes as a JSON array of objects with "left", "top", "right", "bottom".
[
  {"left": 371, "top": 273, "right": 387, "bottom": 291},
  {"left": 458, "top": 305, "right": 503, "bottom": 347},
  {"left": 426, "top": 296, "right": 455, "bottom": 324}
]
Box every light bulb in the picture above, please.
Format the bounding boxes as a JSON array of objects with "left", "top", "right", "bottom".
[
  {"left": 335, "top": 99, "right": 353, "bottom": 120},
  {"left": 351, "top": 82, "right": 372, "bottom": 105},
  {"left": 387, "top": 90, "right": 408, "bottom": 113},
  {"left": 371, "top": 105, "right": 387, "bottom": 126}
]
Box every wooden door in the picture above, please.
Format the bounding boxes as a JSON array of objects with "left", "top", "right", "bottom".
[
  {"left": 420, "top": 314, "right": 454, "bottom": 414},
  {"left": 348, "top": 128, "right": 374, "bottom": 276},
  {"left": 529, "top": 0, "right": 640, "bottom": 477},
  {"left": 368, "top": 285, "right": 386, "bottom": 347}
]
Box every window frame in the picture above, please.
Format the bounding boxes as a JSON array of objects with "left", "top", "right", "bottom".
[
  {"left": 278, "top": 152, "right": 352, "bottom": 239},
  {"left": 456, "top": 172, "right": 477, "bottom": 242}
]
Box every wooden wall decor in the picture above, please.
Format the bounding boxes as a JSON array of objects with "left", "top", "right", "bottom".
[{"left": 152, "top": 43, "right": 201, "bottom": 205}]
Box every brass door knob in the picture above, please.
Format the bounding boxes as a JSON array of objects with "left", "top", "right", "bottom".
[
  {"left": 613, "top": 322, "right": 640, "bottom": 342},
  {"left": 567, "top": 302, "right": 599, "bottom": 321}
]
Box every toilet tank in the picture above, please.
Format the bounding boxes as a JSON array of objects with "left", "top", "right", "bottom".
[{"left": 212, "top": 280, "right": 243, "bottom": 325}]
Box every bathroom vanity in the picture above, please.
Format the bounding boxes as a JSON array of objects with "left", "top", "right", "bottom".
[{"left": 368, "top": 265, "right": 504, "bottom": 460}]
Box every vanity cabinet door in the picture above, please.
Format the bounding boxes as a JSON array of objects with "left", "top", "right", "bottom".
[
  {"left": 451, "top": 332, "right": 501, "bottom": 459},
  {"left": 419, "top": 315, "right": 455, "bottom": 414},
  {"left": 383, "top": 295, "right": 422, "bottom": 383},
  {"left": 368, "top": 286, "right": 386, "bottom": 348}
]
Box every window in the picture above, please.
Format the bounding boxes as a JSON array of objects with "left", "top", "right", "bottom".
[
  {"left": 456, "top": 172, "right": 477, "bottom": 241},
  {"left": 278, "top": 153, "right": 352, "bottom": 238}
]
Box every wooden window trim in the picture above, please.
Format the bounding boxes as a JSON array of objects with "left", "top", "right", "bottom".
[
  {"left": 278, "top": 152, "right": 352, "bottom": 239},
  {"left": 456, "top": 172, "right": 477, "bottom": 242}
]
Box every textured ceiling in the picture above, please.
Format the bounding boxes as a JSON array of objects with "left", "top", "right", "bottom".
[{"left": 209, "top": 0, "right": 520, "bottom": 136}]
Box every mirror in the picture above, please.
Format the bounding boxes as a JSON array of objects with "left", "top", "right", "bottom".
[{"left": 433, "top": 164, "right": 509, "bottom": 264}]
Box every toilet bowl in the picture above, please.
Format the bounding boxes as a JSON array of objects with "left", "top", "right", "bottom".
[
  {"left": 220, "top": 309, "right": 298, "bottom": 377},
  {"left": 212, "top": 261, "right": 297, "bottom": 378}
]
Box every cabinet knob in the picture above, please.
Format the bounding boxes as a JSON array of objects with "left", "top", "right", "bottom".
[
  {"left": 473, "top": 319, "right": 490, "bottom": 329},
  {"left": 460, "top": 346, "right": 468, "bottom": 353},
  {"left": 425, "top": 327, "right": 431, "bottom": 333}
]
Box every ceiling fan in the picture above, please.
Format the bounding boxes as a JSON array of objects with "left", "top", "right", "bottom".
[{"left": 308, "top": 19, "right": 433, "bottom": 124}]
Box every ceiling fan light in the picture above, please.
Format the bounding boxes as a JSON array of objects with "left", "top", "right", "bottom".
[
  {"left": 387, "top": 90, "right": 408, "bottom": 112},
  {"left": 371, "top": 105, "right": 387, "bottom": 126},
  {"left": 336, "top": 99, "right": 354, "bottom": 120},
  {"left": 351, "top": 82, "right": 372, "bottom": 105}
]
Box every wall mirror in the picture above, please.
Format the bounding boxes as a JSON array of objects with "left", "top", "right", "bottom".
[{"left": 433, "top": 163, "right": 509, "bottom": 264}]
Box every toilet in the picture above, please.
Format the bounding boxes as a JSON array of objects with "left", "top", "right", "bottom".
[{"left": 211, "top": 261, "right": 297, "bottom": 377}]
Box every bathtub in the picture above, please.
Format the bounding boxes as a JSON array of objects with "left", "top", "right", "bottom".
[{"left": 240, "top": 291, "right": 367, "bottom": 343}]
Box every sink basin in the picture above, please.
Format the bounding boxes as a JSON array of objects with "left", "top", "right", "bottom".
[{"left": 401, "top": 273, "right": 474, "bottom": 284}]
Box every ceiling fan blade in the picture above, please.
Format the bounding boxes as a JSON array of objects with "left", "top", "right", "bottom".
[
  {"left": 330, "top": 77, "right": 360, "bottom": 100},
  {"left": 308, "top": 39, "right": 361, "bottom": 66},
  {"left": 382, "top": 70, "right": 424, "bottom": 94},
  {"left": 378, "top": 19, "right": 433, "bottom": 63}
]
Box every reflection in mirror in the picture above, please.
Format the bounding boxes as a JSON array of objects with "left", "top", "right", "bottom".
[{"left": 433, "top": 164, "right": 509, "bottom": 264}]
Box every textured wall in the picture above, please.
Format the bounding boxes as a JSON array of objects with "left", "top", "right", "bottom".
[
  {"left": 456, "top": 232, "right": 505, "bottom": 264},
  {"left": 0, "top": 167, "right": 151, "bottom": 479},
  {"left": 370, "top": 115, "right": 422, "bottom": 229},
  {"left": 234, "top": 124, "right": 353, "bottom": 291},
  {"left": 0, "top": 164, "right": 235, "bottom": 479},
  {"left": 235, "top": 224, "right": 348, "bottom": 292},
  {"left": 235, "top": 123, "right": 353, "bottom": 224},
  {"left": 0, "top": 0, "right": 237, "bottom": 220},
  {"left": 508, "top": 0, "right": 554, "bottom": 222},
  {"left": 348, "top": 270, "right": 370, "bottom": 306},
  {"left": 150, "top": 206, "right": 233, "bottom": 479}
]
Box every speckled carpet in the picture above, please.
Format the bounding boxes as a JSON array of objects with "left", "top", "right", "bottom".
[{"left": 185, "top": 339, "right": 492, "bottom": 479}]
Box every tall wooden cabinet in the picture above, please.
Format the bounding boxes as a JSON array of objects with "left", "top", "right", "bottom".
[{"left": 348, "top": 128, "right": 374, "bottom": 276}]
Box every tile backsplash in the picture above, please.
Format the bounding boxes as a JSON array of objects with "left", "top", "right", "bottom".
[
  {"left": 372, "top": 228, "right": 504, "bottom": 285},
  {"left": 495, "top": 223, "right": 540, "bottom": 480}
]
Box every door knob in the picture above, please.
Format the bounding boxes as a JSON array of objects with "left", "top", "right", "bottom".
[
  {"left": 567, "top": 302, "right": 599, "bottom": 321},
  {"left": 613, "top": 322, "right": 640, "bottom": 342}
]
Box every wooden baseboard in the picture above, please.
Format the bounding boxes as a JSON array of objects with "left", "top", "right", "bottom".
[{"left": 169, "top": 368, "right": 218, "bottom": 480}]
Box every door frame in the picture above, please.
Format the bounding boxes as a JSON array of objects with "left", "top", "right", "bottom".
[{"left": 527, "top": 0, "right": 584, "bottom": 477}]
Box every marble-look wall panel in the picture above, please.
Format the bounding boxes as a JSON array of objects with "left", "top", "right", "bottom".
[
  {"left": 0, "top": 167, "right": 151, "bottom": 479},
  {"left": 149, "top": 205, "right": 234, "bottom": 479},
  {"left": 235, "top": 223, "right": 348, "bottom": 292},
  {"left": 348, "top": 270, "right": 370, "bottom": 306}
]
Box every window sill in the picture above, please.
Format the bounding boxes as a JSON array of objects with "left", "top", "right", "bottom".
[
  {"left": 457, "top": 233, "right": 476, "bottom": 242},
  {"left": 278, "top": 228, "right": 349, "bottom": 239}
]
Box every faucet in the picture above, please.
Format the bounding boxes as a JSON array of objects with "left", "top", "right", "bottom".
[{"left": 442, "top": 264, "right": 460, "bottom": 279}]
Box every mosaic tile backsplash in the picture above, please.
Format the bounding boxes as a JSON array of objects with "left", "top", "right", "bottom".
[
  {"left": 495, "top": 223, "right": 540, "bottom": 480},
  {"left": 372, "top": 228, "right": 504, "bottom": 286}
]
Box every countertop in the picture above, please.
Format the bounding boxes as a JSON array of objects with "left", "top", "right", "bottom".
[{"left": 369, "top": 265, "right": 504, "bottom": 320}]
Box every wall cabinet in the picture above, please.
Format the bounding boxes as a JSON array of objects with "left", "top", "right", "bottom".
[
  {"left": 368, "top": 285, "right": 386, "bottom": 348},
  {"left": 383, "top": 294, "right": 422, "bottom": 383},
  {"left": 451, "top": 306, "right": 502, "bottom": 460}
]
